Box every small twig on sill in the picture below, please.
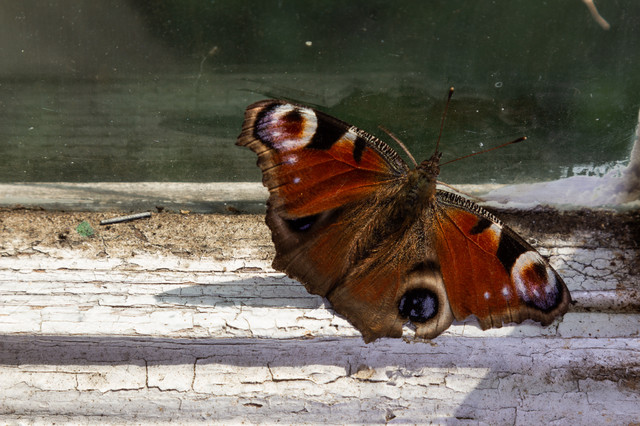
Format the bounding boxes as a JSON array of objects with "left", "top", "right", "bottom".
[{"left": 100, "top": 212, "right": 152, "bottom": 226}]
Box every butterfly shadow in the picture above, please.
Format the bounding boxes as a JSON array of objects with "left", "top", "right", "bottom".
[{"left": 153, "top": 275, "right": 325, "bottom": 309}]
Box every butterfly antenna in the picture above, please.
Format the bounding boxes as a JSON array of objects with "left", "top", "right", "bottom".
[
  {"left": 440, "top": 136, "right": 527, "bottom": 166},
  {"left": 434, "top": 86, "right": 455, "bottom": 155},
  {"left": 379, "top": 125, "right": 418, "bottom": 167}
]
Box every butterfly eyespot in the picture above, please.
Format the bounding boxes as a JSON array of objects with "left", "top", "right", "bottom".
[
  {"left": 398, "top": 288, "right": 438, "bottom": 324},
  {"left": 255, "top": 104, "right": 317, "bottom": 150},
  {"left": 512, "top": 252, "right": 560, "bottom": 311},
  {"left": 284, "top": 214, "right": 319, "bottom": 232}
]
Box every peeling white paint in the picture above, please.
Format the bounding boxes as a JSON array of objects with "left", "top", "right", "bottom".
[{"left": 1, "top": 210, "right": 638, "bottom": 424}]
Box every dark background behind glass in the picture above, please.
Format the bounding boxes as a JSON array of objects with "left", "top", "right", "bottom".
[{"left": 1, "top": 0, "right": 638, "bottom": 184}]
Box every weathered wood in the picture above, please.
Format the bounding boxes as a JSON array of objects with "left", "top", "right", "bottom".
[
  {"left": 0, "top": 182, "right": 269, "bottom": 213},
  {"left": 1, "top": 201, "right": 639, "bottom": 424}
]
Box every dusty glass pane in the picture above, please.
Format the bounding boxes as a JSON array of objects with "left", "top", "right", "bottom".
[{"left": 0, "top": 0, "right": 638, "bottom": 185}]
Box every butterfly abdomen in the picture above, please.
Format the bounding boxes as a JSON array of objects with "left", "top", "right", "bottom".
[{"left": 384, "top": 166, "right": 438, "bottom": 228}]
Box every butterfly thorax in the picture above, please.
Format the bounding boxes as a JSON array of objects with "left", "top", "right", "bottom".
[
  {"left": 409, "top": 152, "right": 442, "bottom": 203},
  {"left": 390, "top": 153, "right": 441, "bottom": 226}
]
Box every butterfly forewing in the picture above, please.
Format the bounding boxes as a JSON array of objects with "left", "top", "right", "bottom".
[
  {"left": 433, "top": 191, "right": 570, "bottom": 329},
  {"left": 238, "top": 100, "right": 409, "bottom": 218}
]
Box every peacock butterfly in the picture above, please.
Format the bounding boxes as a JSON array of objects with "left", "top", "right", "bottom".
[{"left": 236, "top": 95, "right": 571, "bottom": 343}]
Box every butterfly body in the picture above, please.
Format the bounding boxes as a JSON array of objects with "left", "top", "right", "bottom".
[{"left": 238, "top": 99, "right": 571, "bottom": 342}]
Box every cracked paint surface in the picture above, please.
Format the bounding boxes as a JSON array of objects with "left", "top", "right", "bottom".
[{"left": 1, "top": 209, "right": 639, "bottom": 423}]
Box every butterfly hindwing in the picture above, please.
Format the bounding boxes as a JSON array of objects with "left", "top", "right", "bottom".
[{"left": 326, "top": 218, "right": 456, "bottom": 342}]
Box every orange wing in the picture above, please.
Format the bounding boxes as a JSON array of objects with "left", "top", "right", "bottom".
[
  {"left": 432, "top": 191, "right": 571, "bottom": 329},
  {"left": 237, "top": 100, "right": 415, "bottom": 319},
  {"left": 237, "top": 100, "right": 409, "bottom": 218}
]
